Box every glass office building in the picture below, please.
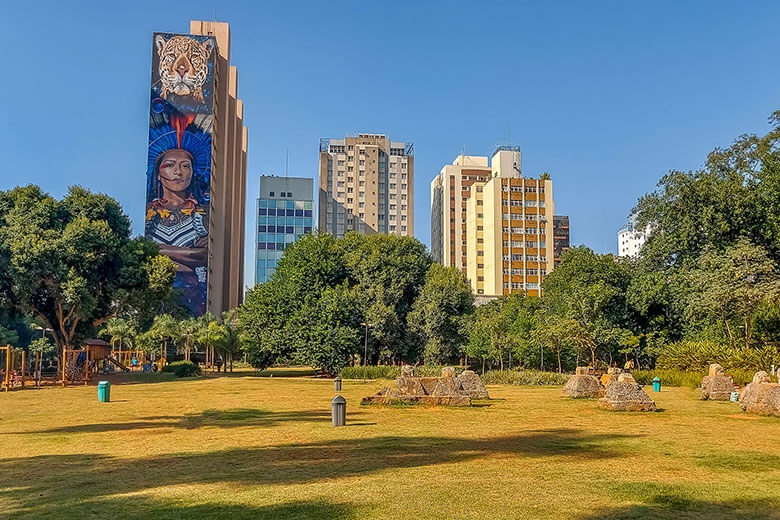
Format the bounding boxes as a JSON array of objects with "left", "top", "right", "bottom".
[{"left": 256, "top": 176, "right": 314, "bottom": 284}]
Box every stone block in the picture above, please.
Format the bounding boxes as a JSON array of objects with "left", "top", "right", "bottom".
[
  {"left": 396, "top": 376, "right": 426, "bottom": 396},
  {"left": 708, "top": 363, "right": 724, "bottom": 378},
  {"left": 700, "top": 375, "right": 734, "bottom": 400},
  {"left": 563, "top": 374, "right": 604, "bottom": 398},
  {"left": 597, "top": 380, "right": 656, "bottom": 412},
  {"left": 457, "top": 370, "right": 490, "bottom": 399}
]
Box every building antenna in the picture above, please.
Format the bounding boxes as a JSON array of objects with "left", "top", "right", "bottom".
[{"left": 285, "top": 148, "right": 289, "bottom": 178}]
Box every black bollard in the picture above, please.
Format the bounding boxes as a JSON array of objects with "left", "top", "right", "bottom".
[{"left": 331, "top": 395, "right": 346, "bottom": 426}]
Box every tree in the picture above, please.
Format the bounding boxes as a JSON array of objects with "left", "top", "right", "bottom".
[
  {"left": 541, "top": 247, "right": 632, "bottom": 367},
  {"left": 100, "top": 318, "right": 136, "bottom": 358},
  {"left": 239, "top": 232, "right": 432, "bottom": 374},
  {"left": 534, "top": 313, "right": 576, "bottom": 373},
  {"left": 686, "top": 239, "right": 780, "bottom": 348},
  {"left": 408, "top": 264, "right": 474, "bottom": 365},
  {"left": 0, "top": 185, "right": 173, "bottom": 353},
  {"left": 145, "top": 314, "right": 179, "bottom": 359},
  {"left": 634, "top": 111, "right": 780, "bottom": 268}
]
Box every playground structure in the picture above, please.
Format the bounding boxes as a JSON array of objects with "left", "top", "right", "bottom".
[
  {"left": 61, "top": 340, "right": 133, "bottom": 386},
  {"left": 1, "top": 345, "right": 27, "bottom": 391}
]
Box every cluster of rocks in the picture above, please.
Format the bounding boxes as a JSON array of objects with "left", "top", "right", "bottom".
[
  {"left": 700, "top": 363, "right": 736, "bottom": 400},
  {"left": 597, "top": 372, "right": 657, "bottom": 412},
  {"left": 740, "top": 371, "right": 780, "bottom": 417},
  {"left": 362, "top": 367, "right": 489, "bottom": 406},
  {"left": 563, "top": 366, "right": 657, "bottom": 412}
]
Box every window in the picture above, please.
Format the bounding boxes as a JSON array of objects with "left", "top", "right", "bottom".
[{"left": 269, "top": 191, "right": 274, "bottom": 197}]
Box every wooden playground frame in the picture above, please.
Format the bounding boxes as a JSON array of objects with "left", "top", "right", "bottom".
[{"left": 1, "top": 345, "right": 27, "bottom": 391}]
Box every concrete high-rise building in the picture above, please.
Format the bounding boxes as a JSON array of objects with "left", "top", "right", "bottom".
[
  {"left": 144, "top": 21, "right": 246, "bottom": 317},
  {"left": 255, "top": 176, "right": 314, "bottom": 284},
  {"left": 319, "top": 134, "right": 414, "bottom": 238},
  {"left": 617, "top": 221, "right": 651, "bottom": 258},
  {"left": 553, "top": 215, "right": 570, "bottom": 267},
  {"left": 432, "top": 146, "right": 555, "bottom": 297},
  {"left": 430, "top": 155, "right": 494, "bottom": 269}
]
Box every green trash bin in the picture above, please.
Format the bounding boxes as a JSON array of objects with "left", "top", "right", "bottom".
[{"left": 98, "top": 381, "right": 111, "bottom": 403}]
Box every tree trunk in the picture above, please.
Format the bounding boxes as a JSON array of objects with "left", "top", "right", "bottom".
[
  {"left": 557, "top": 350, "right": 562, "bottom": 373},
  {"left": 724, "top": 319, "right": 734, "bottom": 348}
]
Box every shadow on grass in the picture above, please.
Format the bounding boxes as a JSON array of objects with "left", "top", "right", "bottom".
[
  {"left": 582, "top": 495, "right": 780, "bottom": 519},
  {"left": 14, "top": 408, "right": 336, "bottom": 434},
  {"left": 0, "top": 428, "right": 636, "bottom": 517},
  {"left": 5, "top": 497, "right": 357, "bottom": 520}
]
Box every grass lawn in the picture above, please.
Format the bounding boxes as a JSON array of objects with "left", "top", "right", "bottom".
[{"left": 1, "top": 374, "right": 779, "bottom": 519}]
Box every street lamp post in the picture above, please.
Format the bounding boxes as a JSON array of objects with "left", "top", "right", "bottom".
[
  {"left": 33, "top": 326, "right": 53, "bottom": 389},
  {"left": 361, "top": 322, "right": 372, "bottom": 383}
]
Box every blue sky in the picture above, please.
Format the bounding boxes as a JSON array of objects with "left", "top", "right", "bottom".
[{"left": 2, "top": 1, "right": 779, "bottom": 287}]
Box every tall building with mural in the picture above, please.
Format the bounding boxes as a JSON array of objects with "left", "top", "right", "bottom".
[
  {"left": 255, "top": 175, "right": 314, "bottom": 284},
  {"left": 431, "top": 146, "right": 556, "bottom": 297},
  {"left": 144, "top": 21, "right": 247, "bottom": 316},
  {"left": 318, "top": 134, "right": 414, "bottom": 238}
]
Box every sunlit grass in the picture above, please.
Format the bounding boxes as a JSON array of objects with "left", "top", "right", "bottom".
[{"left": 1, "top": 374, "right": 778, "bottom": 519}]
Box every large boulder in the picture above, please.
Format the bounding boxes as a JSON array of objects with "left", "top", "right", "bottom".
[
  {"left": 701, "top": 364, "right": 735, "bottom": 401},
  {"left": 598, "top": 373, "right": 657, "bottom": 412},
  {"left": 740, "top": 371, "right": 780, "bottom": 416},
  {"left": 563, "top": 374, "right": 604, "bottom": 398},
  {"left": 456, "top": 370, "right": 490, "bottom": 399}
]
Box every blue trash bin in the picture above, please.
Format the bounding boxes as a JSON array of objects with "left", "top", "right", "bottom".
[
  {"left": 98, "top": 380, "right": 111, "bottom": 403},
  {"left": 652, "top": 377, "right": 661, "bottom": 392}
]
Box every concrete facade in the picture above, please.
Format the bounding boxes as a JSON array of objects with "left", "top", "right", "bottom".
[
  {"left": 432, "top": 147, "right": 555, "bottom": 298},
  {"left": 190, "top": 20, "right": 247, "bottom": 315},
  {"left": 319, "top": 134, "right": 414, "bottom": 238}
]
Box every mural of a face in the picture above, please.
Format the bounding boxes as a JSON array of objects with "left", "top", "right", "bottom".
[
  {"left": 155, "top": 35, "right": 215, "bottom": 103},
  {"left": 158, "top": 149, "right": 194, "bottom": 195}
]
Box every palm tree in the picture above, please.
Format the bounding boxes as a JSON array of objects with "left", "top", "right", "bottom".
[{"left": 101, "top": 318, "right": 136, "bottom": 362}]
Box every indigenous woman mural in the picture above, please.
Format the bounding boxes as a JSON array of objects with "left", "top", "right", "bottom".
[{"left": 145, "top": 33, "right": 216, "bottom": 316}]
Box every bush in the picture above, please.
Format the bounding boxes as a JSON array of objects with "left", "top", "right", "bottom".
[
  {"left": 633, "top": 368, "right": 757, "bottom": 389},
  {"left": 656, "top": 341, "right": 780, "bottom": 373},
  {"left": 339, "top": 364, "right": 467, "bottom": 380},
  {"left": 162, "top": 360, "right": 200, "bottom": 378},
  {"left": 481, "top": 369, "right": 569, "bottom": 386}
]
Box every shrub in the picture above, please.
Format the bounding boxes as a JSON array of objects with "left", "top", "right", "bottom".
[
  {"left": 162, "top": 360, "right": 200, "bottom": 378},
  {"left": 339, "top": 364, "right": 467, "bottom": 380},
  {"left": 481, "top": 369, "right": 569, "bottom": 386},
  {"left": 656, "top": 341, "right": 780, "bottom": 373},
  {"left": 633, "top": 368, "right": 757, "bottom": 389}
]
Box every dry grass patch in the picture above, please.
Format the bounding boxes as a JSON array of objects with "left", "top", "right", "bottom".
[{"left": 1, "top": 375, "right": 779, "bottom": 519}]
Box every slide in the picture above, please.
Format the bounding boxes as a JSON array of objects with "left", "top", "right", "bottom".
[{"left": 106, "top": 356, "right": 131, "bottom": 373}]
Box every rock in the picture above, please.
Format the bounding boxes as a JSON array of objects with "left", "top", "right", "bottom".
[
  {"left": 396, "top": 376, "right": 426, "bottom": 396},
  {"left": 752, "top": 371, "right": 771, "bottom": 384},
  {"left": 401, "top": 365, "right": 415, "bottom": 377},
  {"left": 700, "top": 374, "right": 735, "bottom": 401},
  {"left": 563, "top": 374, "right": 604, "bottom": 398},
  {"left": 430, "top": 378, "right": 460, "bottom": 396},
  {"left": 708, "top": 363, "right": 725, "bottom": 377},
  {"left": 575, "top": 366, "right": 591, "bottom": 376},
  {"left": 364, "top": 367, "right": 482, "bottom": 406},
  {"left": 457, "top": 370, "right": 490, "bottom": 399},
  {"left": 441, "top": 366, "right": 457, "bottom": 378},
  {"left": 598, "top": 376, "right": 657, "bottom": 412},
  {"left": 740, "top": 371, "right": 780, "bottom": 416},
  {"left": 361, "top": 395, "right": 471, "bottom": 406}
]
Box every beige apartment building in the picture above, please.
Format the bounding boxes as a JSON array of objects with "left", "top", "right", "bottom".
[
  {"left": 319, "top": 134, "right": 414, "bottom": 237},
  {"left": 431, "top": 147, "right": 554, "bottom": 297},
  {"left": 189, "top": 21, "right": 247, "bottom": 315}
]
